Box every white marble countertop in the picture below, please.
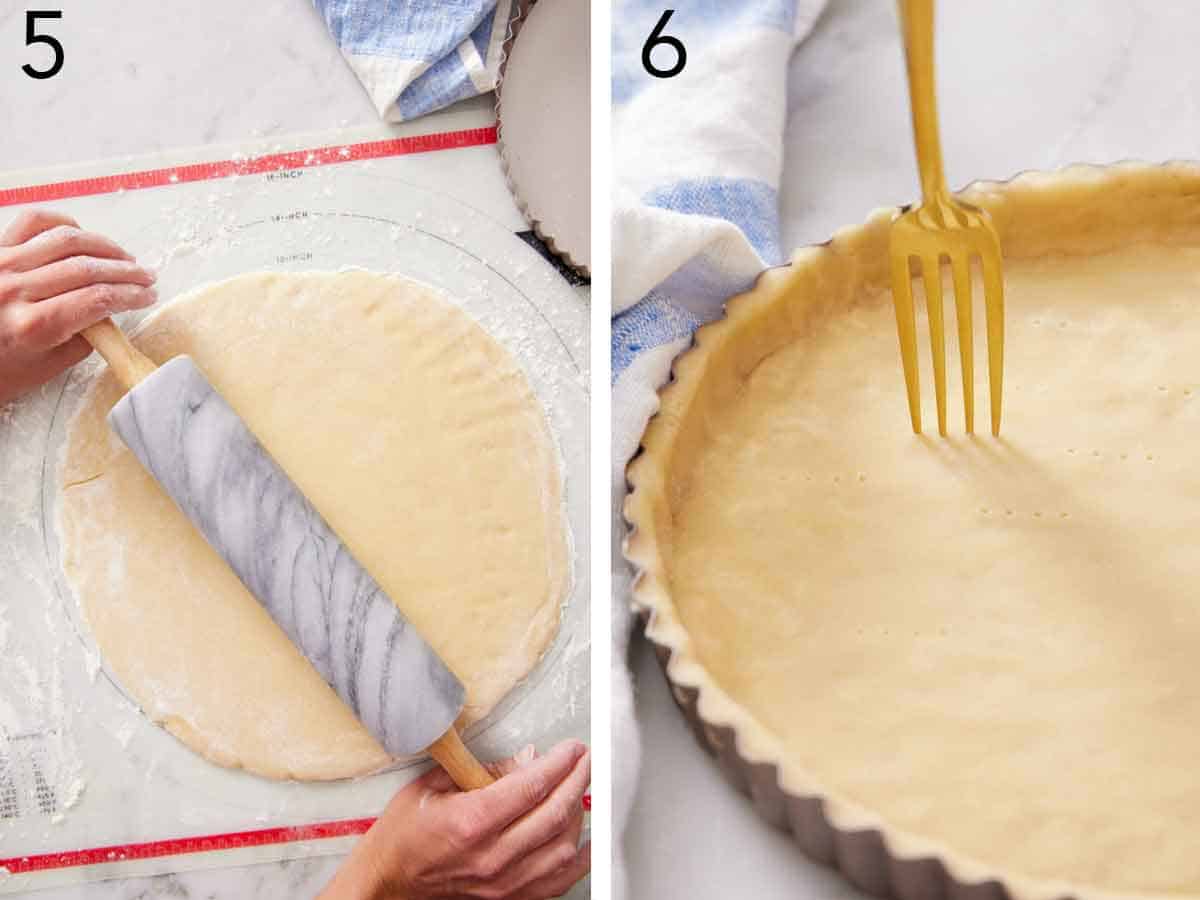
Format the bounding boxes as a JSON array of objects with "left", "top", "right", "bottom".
[
  {"left": 625, "top": 1, "right": 1200, "bottom": 898},
  {"left": 0, "top": 0, "right": 378, "bottom": 172},
  {"left": 0, "top": 2, "right": 511, "bottom": 898}
]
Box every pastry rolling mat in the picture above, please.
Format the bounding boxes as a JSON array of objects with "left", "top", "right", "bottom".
[{"left": 0, "top": 101, "right": 590, "bottom": 893}]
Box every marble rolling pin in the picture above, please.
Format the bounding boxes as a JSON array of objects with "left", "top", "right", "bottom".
[{"left": 81, "top": 318, "right": 495, "bottom": 790}]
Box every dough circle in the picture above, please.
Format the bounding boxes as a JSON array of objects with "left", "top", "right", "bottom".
[{"left": 59, "top": 270, "right": 568, "bottom": 781}]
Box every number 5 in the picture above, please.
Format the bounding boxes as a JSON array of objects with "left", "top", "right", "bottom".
[{"left": 23, "top": 11, "right": 64, "bottom": 80}]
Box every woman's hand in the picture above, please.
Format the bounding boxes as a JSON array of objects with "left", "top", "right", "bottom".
[
  {"left": 321, "top": 740, "right": 591, "bottom": 900},
  {"left": 0, "top": 209, "right": 157, "bottom": 405}
]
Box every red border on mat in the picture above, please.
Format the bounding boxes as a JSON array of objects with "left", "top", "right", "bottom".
[
  {"left": 0, "top": 125, "right": 498, "bottom": 208},
  {"left": 0, "top": 123, "right": 495, "bottom": 878},
  {"left": 0, "top": 818, "right": 377, "bottom": 874},
  {"left": 1, "top": 794, "right": 591, "bottom": 874}
]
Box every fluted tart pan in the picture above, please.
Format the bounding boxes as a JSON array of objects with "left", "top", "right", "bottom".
[{"left": 624, "top": 163, "right": 1200, "bottom": 900}]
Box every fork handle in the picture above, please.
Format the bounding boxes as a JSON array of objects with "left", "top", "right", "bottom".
[{"left": 898, "top": 0, "right": 948, "bottom": 203}]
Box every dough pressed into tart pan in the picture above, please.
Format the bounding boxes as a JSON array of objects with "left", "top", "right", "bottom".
[{"left": 626, "top": 164, "right": 1200, "bottom": 899}]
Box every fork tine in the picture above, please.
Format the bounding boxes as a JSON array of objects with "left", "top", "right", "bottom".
[
  {"left": 889, "top": 247, "right": 921, "bottom": 433},
  {"left": 921, "top": 254, "right": 948, "bottom": 436},
  {"left": 949, "top": 253, "right": 974, "bottom": 434},
  {"left": 979, "top": 239, "right": 1006, "bottom": 436}
]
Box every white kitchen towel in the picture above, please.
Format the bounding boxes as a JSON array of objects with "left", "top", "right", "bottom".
[
  {"left": 313, "top": 0, "right": 514, "bottom": 122},
  {"left": 611, "top": 1, "right": 826, "bottom": 897}
]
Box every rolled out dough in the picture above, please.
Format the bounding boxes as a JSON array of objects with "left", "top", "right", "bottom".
[{"left": 59, "top": 270, "right": 568, "bottom": 781}]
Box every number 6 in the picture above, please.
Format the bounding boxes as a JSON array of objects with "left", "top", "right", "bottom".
[{"left": 642, "top": 10, "right": 686, "bottom": 79}]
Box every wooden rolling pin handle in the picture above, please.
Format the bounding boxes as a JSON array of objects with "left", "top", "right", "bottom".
[
  {"left": 81, "top": 319, "right": 158, "bottom": 390},
  {"left": 427, "top": 727, "right": 496, "bottom": 791}
]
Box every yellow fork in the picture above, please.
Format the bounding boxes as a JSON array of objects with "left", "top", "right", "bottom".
[{"left": 891, "top": 0, "right": 1005, "bottom": 436}]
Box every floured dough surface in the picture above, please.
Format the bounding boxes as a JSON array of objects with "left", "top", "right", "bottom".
[
  {"left": 60, "top": 270, "right": 568, "bottom": 781},
  {"left": 667, "top": 242, "right": 1200, "bottom": 893}
]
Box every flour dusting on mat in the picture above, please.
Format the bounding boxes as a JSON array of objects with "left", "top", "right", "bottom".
[{"left": 0, "top": 376, "right": 90, "bottom": 832}]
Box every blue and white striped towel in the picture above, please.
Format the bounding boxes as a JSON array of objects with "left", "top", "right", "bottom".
[
  {"left": 313, "top": 0, "right": 514, "bottom": 122},
  {"left": 611, "top": 2, "right": 826, "bottom": 897}
]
